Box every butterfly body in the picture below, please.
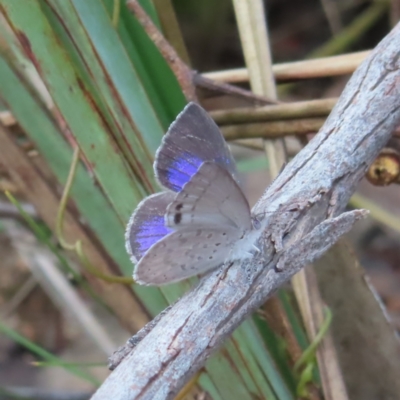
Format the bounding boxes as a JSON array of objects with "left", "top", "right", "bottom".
[{"left": 126, "top": 103, "right": 261, "bottom": 286}]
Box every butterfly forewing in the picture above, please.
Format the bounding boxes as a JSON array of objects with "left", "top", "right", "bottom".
[
  {"left": 134, "top": 226, "right": 241, "bottom": 285},
  {"left": 155, "top": 103, "right": 239, "bottom": 192},
  {"left": 166, "top": 162, "right": 252, "bottom": 231},
  {"left": 125, "top": 192, "right": 175, "bottom": 263}
]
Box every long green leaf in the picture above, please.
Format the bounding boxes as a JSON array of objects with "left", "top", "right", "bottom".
[{"left": 1, "top": 0, "right": 147, "bottom": 220}]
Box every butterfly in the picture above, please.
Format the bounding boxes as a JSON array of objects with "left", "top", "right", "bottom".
[{"left": 125, "top": 102, "right": 261, "bottom": 286}]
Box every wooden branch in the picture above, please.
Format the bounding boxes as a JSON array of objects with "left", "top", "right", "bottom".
[{"left": 91, "top": 24, "right": 400, "bottom": 400}]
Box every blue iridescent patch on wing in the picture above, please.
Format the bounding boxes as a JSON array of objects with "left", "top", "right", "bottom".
[
  {"left": 135, "top": 215, "right": 173, "bottom": 259},
  {"left": 126, "top": 192, "right": 176, "bottom": 263},
  {"left": 167, "top": 153, "right": 203, "bottom": 192}
]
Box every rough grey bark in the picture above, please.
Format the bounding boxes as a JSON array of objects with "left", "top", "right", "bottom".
[{"left": 92, "top": 23, "right": 400, "bottom": 400}]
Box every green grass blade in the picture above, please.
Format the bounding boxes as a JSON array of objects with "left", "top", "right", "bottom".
[
  {"left": 2, "top": 0, "right": 148, "bottom": 220},
  {"left": 102, "top": 0, "right": 187, "bottom": 129}
]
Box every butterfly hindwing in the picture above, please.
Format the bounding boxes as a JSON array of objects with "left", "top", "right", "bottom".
[
  {"left": 125, "top": 192, "right": 175, "bottom": 263},
  {"left": 166, "top": 162, "right": 252, "bottom": 231},
  {"left": 155, "top": 102, "right": 238, "bottom": 192},
  {"left": 133, "top": 226, "right": 241, "bottom": 286}
]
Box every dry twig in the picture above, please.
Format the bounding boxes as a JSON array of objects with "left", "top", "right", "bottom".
[
  {"left": 212, "top": 98, "right": 337, "bottom": 125},
  {"left": 204, "top": 51, "right": 370, "bottom": 83},
  {"left": 221, "top": 118, "right": 325, "bottom": 141}
]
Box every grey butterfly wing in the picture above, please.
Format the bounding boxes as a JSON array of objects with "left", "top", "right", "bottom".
[
  {"left": 133, "top": 226, "right": 241, "bottom": 285},
  {"left": 166, "top": 162, "right": 252, "bottom": 231},
  {"left": 125, "top": 192, "right": 175, "bottom": 263},
  {"left": 134, "top": 162, "right": 252, "bottom": 286},
  {"left": 154, "top": 102, "right": 239, "bottom": 192}
]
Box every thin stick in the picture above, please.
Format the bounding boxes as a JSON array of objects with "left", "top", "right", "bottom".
[
  {"left": 212, "top": 98, "right": 337, "bottom": 124},
  {"left": 193, "top": 73, "right": 278, "bottom": 105},
  {"left": 232, "top": 0, "right": 275, "bottom": 97},
  {"left": 221, "top": 118, "right": 325, "bottom": 141},
  {"left": 126, "top": 0, "right": 196, "bottom": 101},
  {"left": 203, "top": 51, "right": 370, "bottom": 83},
  {"left": 230, "top": 5, "right": 314, "bottom": 400},
  {"left": 152, "top": 0, "right": 191, "bottom": 65}
]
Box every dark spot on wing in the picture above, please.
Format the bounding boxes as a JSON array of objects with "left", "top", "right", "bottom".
[
  {"left": 174, "top": 213, "right": 182, "bottom": 224},
  {"left": 175, "top": 203, "right": 183, "bottom": 211}
]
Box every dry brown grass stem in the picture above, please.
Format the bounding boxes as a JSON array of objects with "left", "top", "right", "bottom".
[
  {"left": 212, "top": 98, "right": 337, "bottom": 125},
  {"left": 126, "top": 0, "right": 196, "bottom": 101},
  {"left": 204, "top": 50, "right": 370, "bottom": 83},
  {"left": 222, "top": 118, "right": 325, "bottom": 141}
]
